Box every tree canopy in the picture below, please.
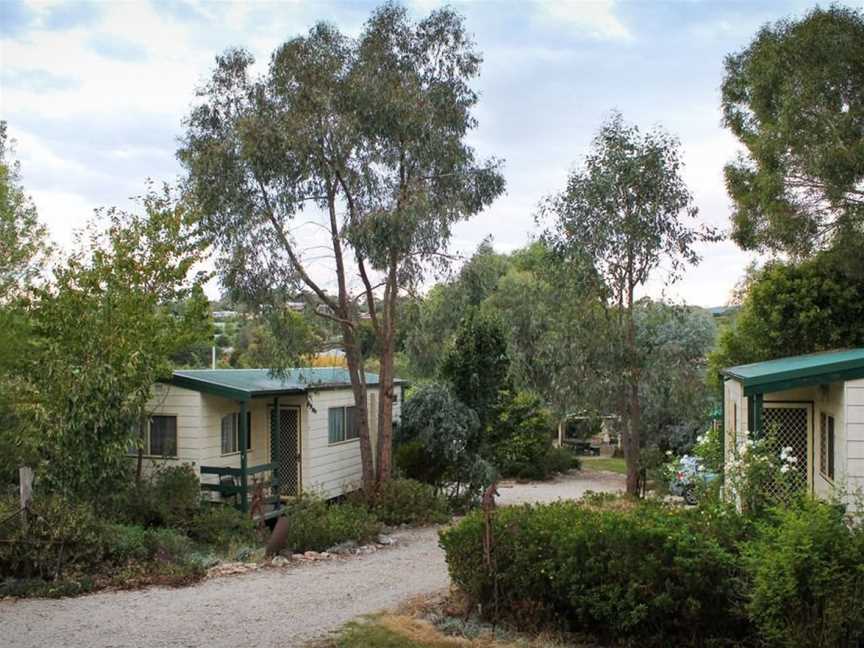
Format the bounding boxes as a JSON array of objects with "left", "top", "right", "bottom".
[
  {"left": 180, "top": 3, "right": 504, "bottom": 486},
  {"left": 722, "top": 5, "right": 864, "bottom": 256},
  {"left": 541, "top": 112, "right": 717, "bottom": 494}
]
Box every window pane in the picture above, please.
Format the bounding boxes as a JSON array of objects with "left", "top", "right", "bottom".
[
  {"left": 346, "top": 406, "right": 360, "bottom": 440},
  {"left": 221, "top": 414, "right": 236, "bottom": 454},
  {"left": 329, "top": 407, "right": 345, "bottom": 443},
  {"left": 828, "top": 416, "right": 835, "bottom": 479},
  {"left": 245, "top": 411, "right": 252, "bottom": 451},
  {"left": 150, "top": 416, "right": 177, "bottom": 457}
]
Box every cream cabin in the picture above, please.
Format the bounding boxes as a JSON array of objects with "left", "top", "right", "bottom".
[{"left": 138, "top": 368, "right": 403, "bottom": 517}]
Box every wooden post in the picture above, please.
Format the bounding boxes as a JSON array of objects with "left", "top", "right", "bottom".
[
  {"left": 239, "top": 400, "right": 249, "bottom": 513},
  {"left": 19, "top": 466, "right": 33, "bottom": 530},
  {"left": 271, "top": 396, "right": 280, "bottom": 510}
]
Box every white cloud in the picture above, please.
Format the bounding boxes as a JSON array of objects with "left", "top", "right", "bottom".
[{"left": 533, "top": 0, "right": 632, "bottom": 41}]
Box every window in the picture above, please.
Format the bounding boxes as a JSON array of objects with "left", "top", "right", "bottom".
[
  {"left": 130, "top": 416, "right": 178, "bottom": 457},
  {"left": 328, "top": 406, "right": 360, "bottom": 444},
  {"left": 221, "top": 411, "right": 253, "bottom": 455},
  {"left": 819, "top": 413, "right": 835, "bottom": 480}
]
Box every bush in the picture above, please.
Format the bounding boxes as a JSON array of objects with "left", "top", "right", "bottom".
[
  {"left": 542, "top": 446, "right": 580, "bottom": 475},
  {"left": 489, "top": 391, "right": 559, "bottom": 480},
  {"left": 280, "top": 496, "right": 381, "bottom": 552},
  {"left": 100, "top": 523, "right": 194, "bottom": 565},
  {"left": 440, "top": 498, "right": 746, "bottom": 644},
  {"left": 363, "top": 479, "right": 450, "bottom": 526},
  {"left": 116, "top": 463, "right": 202, "bottom": 529},
  {"left": 742, "top": 500, "right": 864, "bottom": 647},
  {"left": 0, "top": 495, "right": 105, "bottom": 579},
  {"left": 187, "top": 504, "right": 257, "bottom": 548}
]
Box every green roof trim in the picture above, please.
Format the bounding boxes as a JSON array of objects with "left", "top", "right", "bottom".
[
  {"left": 164, "top": 368, "right": 399, "bottom": 401},
  {"left": 722, "top": 348, "right": 864, "bottom": 396}
]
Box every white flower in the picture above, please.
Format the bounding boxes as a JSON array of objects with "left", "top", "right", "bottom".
[{"left": 780, "top": 464, "right": 790, "bottom": 474}]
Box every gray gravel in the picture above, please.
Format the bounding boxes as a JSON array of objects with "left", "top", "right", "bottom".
[{"left": 0, "top": 470, "right": 624, "bottom": 648}]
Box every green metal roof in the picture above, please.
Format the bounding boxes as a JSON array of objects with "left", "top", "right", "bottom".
[
  {"left": 166, "top": 368, "right": 399, "bottom": 401},
  {"left": 722, "top": 348, "right": 864, "bottom": 396}
]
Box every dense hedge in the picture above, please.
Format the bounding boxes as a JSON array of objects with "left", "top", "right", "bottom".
[{"left": 440, "top": 497, "right": 864, "bottom": 647}]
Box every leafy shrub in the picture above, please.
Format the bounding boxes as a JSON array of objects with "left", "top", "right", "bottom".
[
  {"left": 490, "top": 392, "right": 557, "bottom": 479},
  {"left": 542, "top": 446, "right": 579, "bottom": 475},
  {"left": 100, "top": 523, "right": 194, "bottom": 565},
  {"left": 742, "top": 500, "right": 864, "bottom": 647},
  {"left": 117, "top": 464, "right": 201, "bottom": 529},
  {"left": 0, "top": 495, "right": 105, "bottom": 579},
  {"left": 363, "top": 479, "right": 450, "bottom": 526},
  {"left": 187, "top": 503, "right": 257, "bottom": 548},
  {"left": 100, "top": 523, "right": 152, "bottom": 563},
  {"left": 440, "top": 498, "right": 747, "bottom": 644},
  {"left": 280, "top": 496, "right": 381, "bottom": 552},
  {"left": 397, "top": 382, "right": 492, "bottom": 504}
]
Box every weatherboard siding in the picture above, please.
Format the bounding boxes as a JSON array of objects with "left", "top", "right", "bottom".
[
  {"left": 845, "top": 380, "right": 864, "bottom": 500},
  {"left": 143, "top": 380, "right": 401, "bottom": 500}
]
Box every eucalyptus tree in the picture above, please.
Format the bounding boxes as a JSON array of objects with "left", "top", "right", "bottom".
[
  {"left": 722, "top": 5, "right": 864, "bottom": 256},
  {"left": 542, "top": 113, "right": 718, "bottom": 494},
  {"left": 180, "top": 4, "right": 504, "bottom": 487},
  {"left": 0, "top": 122, "right": 51, "bottom": 303}
]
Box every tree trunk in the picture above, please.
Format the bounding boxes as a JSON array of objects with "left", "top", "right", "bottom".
[
  {"left": 623, "top": 279, "right": 641, "bottom": 496},
  {"left": 343, "top": 325, "right": 375, "bottom": 490},
  {"left": 375, "top": 263, "right": 398, "bottom": 483}
]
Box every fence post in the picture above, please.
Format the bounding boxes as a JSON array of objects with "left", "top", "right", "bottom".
[{"left": 19, "top": 466, "right": 34, "bottom": 530}]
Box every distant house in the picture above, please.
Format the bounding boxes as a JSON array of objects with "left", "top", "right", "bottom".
[
  {"left": 138, "top": 368, "right": 403, "bottom": 516},
  {"left": 212, "top": 310, "right": 238, "bottom": 320},
  {"left": 722, "top": 349, "right": 864, "bottom": 510}
]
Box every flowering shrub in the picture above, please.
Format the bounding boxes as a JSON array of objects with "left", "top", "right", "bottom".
[{"left": 727, "top": 431, "right": 802, "bottom": 513}]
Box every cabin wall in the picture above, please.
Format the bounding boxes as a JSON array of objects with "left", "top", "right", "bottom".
[
  {"left": 845, "top": 378, "right": 864, "bottom": 503},
  {"left": 303, "top": 386, "right": 401, "bottom": 499},
  {"left": 724, "top": 379, "right": 747, "bottom": 464},
  {"left": 138, "top": 383, "right": 204, "bottom": 475}
]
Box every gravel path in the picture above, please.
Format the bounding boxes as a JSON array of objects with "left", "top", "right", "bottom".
[{"left": 0, "top": 470, "right": 624, "bottom": 648}]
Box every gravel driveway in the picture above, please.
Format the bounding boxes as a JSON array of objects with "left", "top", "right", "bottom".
[{"left": 0, "top": 469, "right": 624, "bottom": 648}]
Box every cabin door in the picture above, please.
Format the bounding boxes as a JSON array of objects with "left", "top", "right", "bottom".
[
  {"left": 271, "top": 407, "right": 301, "bottom": 497},
  {"left": 762, "top": 402, "right": 813, "bottom": 496}
]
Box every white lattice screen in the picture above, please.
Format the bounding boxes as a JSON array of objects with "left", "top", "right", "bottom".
[
  {"left": 762, "top": 406, "right": 808, "bottom": 500},
  {"left": 273, "top": 408, "right": 300, "bottom": 497}
]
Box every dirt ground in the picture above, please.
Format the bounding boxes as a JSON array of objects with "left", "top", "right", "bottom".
[{"left": 0, "top": 469, "right": 625, "bottom": 648}]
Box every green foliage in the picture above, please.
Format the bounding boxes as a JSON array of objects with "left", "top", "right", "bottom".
[
  {"left": 635, "top": 301, "right": 717, "bottom": 450},
  {"left": 100, "top": 524, "right": 194, "bottom": 565},
  {"left": 280, "top": 496, "right": 381, "bottom": 553},
  {"left": 489, "top": 391, "right": 562, "bottom": 480},
  {"left": 709, "top": 255, "right": 864, "bottom": 376},
  {"left": 403, "top": 240, "right": 511, "bottom": 378},
  {"left": 361, "top": 479, "right": 450, "bottom": 527},
  {"left": 721, "top": 6, "right": 864, "bottom": 256},
  {"left": 0, "top": 495, "right": 104, "bottom": 580},
  {"left": 693, "top": 426, "right": 724, "bottom": 474},
  {"left": 0, "top": 121, "right": 51, "bottom": 302},
  {"left": 440, "top": 499, "right": 745, "bottom": 644},
  {"left": 396, "top": 382, "right": 491, "bottom": 503},
  {"left": 10, "top": 189, "right": 211, "bottom": 503},
  {"left": 116, "top": 464, "right": 202, "bottom": 529},
  {"left": 542, "top": 446, "right": 580, "bottom": 475},
  {"left": 440, "top": 309, "right": 510, "bottom": 429},
  {"left": 743, "top": 501, "right": 864, "bottom": 647},
  {"left": 542, "top": 112, "right": 718, "bottom": 493},
  {"left": 187, "top": 504, "right": 257, "bottom": 548}
]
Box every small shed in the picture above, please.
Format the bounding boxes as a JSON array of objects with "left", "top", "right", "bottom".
[
  {"left": 137, "top": 368, "right": 403, "bottom": 516},
  {"left": 722, "top": 349, "right": 864, "bottom": 508}
]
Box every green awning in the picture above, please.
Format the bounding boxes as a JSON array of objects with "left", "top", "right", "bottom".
[
  {"left": 166, "top": 368, "right": 399, "bottom": 401},
  {"left": 722, "top": 348, "right": 864, "bottom": 396}
]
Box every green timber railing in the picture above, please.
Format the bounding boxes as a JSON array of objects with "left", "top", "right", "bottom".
[{"left": 200, "top": 462, "right": 281, "bottom": 518}]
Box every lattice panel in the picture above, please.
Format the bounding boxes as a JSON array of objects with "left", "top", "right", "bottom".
[
  {"left": 763, "top": 407, "right": 808, "bottom": 499},
  {"left": 275, "top": 409, "right": 300, "bottom": 497}
]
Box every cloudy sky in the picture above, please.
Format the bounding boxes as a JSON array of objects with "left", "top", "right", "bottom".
[{"left": 1, "top": 0, "right": 815, "bottom": 306}]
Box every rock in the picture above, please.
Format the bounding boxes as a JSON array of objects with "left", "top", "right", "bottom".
[
  {"left": 319, "top": 552, "right": 331, "bottom": 559},
  {"left": 291, "top": 553, "right": 305, "bottom": 561},
  {"left": 303, "top": 551, "right": 320, "bottom": 560},
  {"left": 377, "top": 534, "right": 397, "bottom": 545},
  {"left": 271, "top": 556, "right": 290, "bottom": 567},
  {"left": 327, "top": 540, "right": 358, "bottom": 555}
]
